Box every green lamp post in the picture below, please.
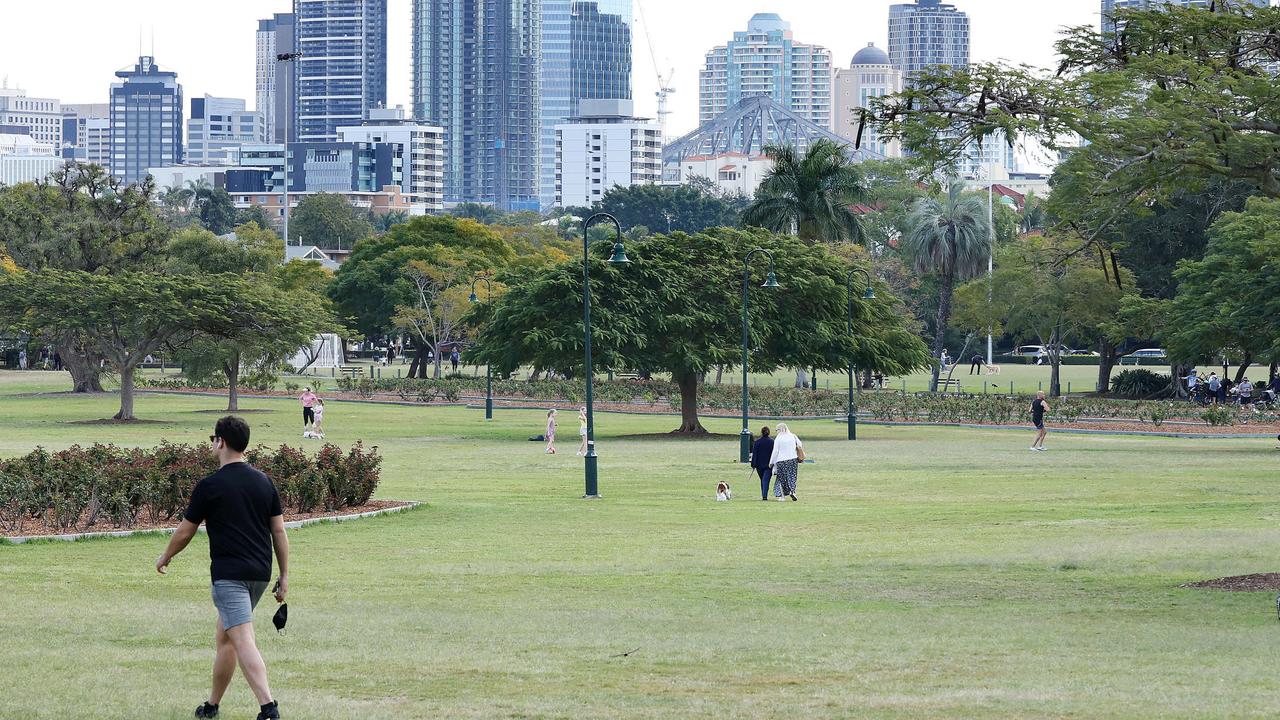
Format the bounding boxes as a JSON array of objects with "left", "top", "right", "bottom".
[
  {"left": 740, "top": 248, "right": 780, "bottom": 463},
  {"left": 581, "top": 213, "right": 629, "bottom": 497},
  {"left": 846, "top": 268, "right": 876, "bottom": 440},
  {"left": 468, "top": 273, "right": 494, "bottom": 420}
]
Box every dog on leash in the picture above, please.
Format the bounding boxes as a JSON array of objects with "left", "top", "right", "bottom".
[
  {"left": 716, "top": 481, "right": 732, "bottom": 501},
  {"left": 985, "top": 364, "right": 1002, "bottom": 375}
]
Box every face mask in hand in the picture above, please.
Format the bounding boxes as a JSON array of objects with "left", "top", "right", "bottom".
[{"left": 272, "top": 603, "right": 288, "bottom": 633}]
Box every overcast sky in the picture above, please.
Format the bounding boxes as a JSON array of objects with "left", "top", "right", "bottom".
[{"left": 2, "top": 0, "right": 1105, "bottom": 138}]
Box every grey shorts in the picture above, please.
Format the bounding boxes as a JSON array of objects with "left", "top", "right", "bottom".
[{"left": 211, "top": 579, "right": 269, "bottom": 629}]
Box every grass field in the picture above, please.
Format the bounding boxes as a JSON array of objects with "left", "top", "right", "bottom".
[{"left": 2, "top": 370, "right": 1278, "bottom": 719}]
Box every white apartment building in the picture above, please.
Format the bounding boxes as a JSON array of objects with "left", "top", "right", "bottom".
[
  {"left": 0, "top": 85, "right": 62, "bottom": 149},
  {"left": 699, "top": 13, "right": 832, "bottom": 130},
  {"left": 337, "top": 106, "right": 445, "bottom": 211},
  {"left": 187, "top": 95, "right": 265, "bottom": 166},
  {"left": 664, "top": 152, "right": 772, "bottom": 198},
  {"left": 0, "top": 132, "right": 62, "bottom": 185},
  {"left": 832, "top": 44, "right": 904, "bottom": 158},
  {"left": 554, "top": 100, "right": 662, "bottom": 208}
]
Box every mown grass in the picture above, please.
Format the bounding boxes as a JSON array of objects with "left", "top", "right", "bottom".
[{"left": 1, "top": 371, "right": 1277, "bottom": 719}]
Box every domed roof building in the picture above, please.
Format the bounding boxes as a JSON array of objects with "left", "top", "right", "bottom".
[
  {"left": 831, "top": 44, "right": 904, "bottom": 157},
  {"left": 850, "top": 43, "right": 891, "bottom": 67}
]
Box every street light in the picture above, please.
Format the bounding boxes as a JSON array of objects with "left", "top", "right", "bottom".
[
  {"left": 276, "top": 51, "right": 303, "bottom": 245},
  {"left": 740, "top": 248, "right": 780, "bottom": 463},
  {"left": 468, "top": 273, "right": 494, "bottom": 420},
  {"left": 581, "top": 213, "right": 630, "bottom": 498},
  {"left": 846, "top": 268, "right": 876, "bottom": 441}
]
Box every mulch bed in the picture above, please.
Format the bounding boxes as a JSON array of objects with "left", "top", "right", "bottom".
[
  {"left": 1181, "top": 574, "right": 1280, "bottom": 592},
  {"left": 1, "top": 499, "right": 413, "bottom": 540}
]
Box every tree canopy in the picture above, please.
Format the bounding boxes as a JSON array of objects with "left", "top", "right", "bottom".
[
  {"left": 591, "top": 182, "right": 748, "bottom": 235},
  {"left": 289, "top": 193, "right": 374, "bottom": 250},
  {"left": 471, "top": 227, "right": 929, "bottom": 433},
  {"left": 743, "top": 139, "right": 867, "bottom": 243}
]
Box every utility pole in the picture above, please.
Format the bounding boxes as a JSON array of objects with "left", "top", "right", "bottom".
[{"left": 277, "top": 51, "right": 303, "bottom": 244}]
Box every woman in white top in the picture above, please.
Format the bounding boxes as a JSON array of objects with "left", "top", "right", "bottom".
[
  {"left": 768, "top": 422, "right": 803, "bottom": 501},
  {"left": 545, "top": 409, "right": 558, "bottom": 454}
]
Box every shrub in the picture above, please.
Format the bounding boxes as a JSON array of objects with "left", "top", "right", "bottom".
[
  {"left": 1201, "top": 405, "right": 1238, "bottom": 427},
  {"left": 0, "top": 442, "right": 381, "bottom": 534},
  {"left": 1111, "top": 369, "right": 1172, "bottom": 398}
]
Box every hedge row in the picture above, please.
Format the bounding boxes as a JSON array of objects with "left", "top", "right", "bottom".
[{"left": 0, "top": 442, "right": 381, "bottom": 534}]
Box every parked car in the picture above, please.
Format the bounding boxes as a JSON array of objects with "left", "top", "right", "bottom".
[
  {"left": 1012, "top": 344, "right": 1073, "bottom": 357},
  {"left": 1068, "top": 349, "right": 1100, "bottom": 357},
  {"left": 1119, "top": 348, "right": 1168, "bottom": 365}
]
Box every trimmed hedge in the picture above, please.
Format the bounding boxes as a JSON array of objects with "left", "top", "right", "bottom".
[{"left": 0, "top": 442, "right": 381, "bottom": 534}]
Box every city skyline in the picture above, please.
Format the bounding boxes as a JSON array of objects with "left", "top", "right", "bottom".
[{"left": 1, "top": 0, "right": 1105, "bottom": 149}]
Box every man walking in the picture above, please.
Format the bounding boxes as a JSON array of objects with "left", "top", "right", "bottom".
[
  {"left": 156, "top": 416, "right": 289, "bottom": 720},
  {"left": 1030, "top": 390, "right": 1050, "bottom": 451},
  {"left": 1207, "top": 372, "right": 1222, "bottom": 404}
]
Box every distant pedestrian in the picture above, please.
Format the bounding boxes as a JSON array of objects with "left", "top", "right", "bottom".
[
  {"left": 155, "top": 416, "right": 288, "bottom": 720},
  {"left": 969, "top": 354, "right": 984, "bottom": 375},
  {"left": 1208, "top": 372, "right": 1222, "bottom": 404},
  {"left": 52, "top": 352, "right": 62, "bottom": 371},
  {"left": 1238, "top": 377, "right": 1254, "bottom": 405},
  {"left": 450, "top": 349, "right": 460, "bottom": 372},
  {"left": 750, "top": 426, "right": 777, "bottom": 501},
  {"left": 1030, "top": 391, "right": 1050, "bottom": 451},
  {"left": 18, "top": 349, "right": 27, "bottom": 370},
  {"left": 545, "top": 409, "right": 557, "bottom": 454},
  {"left": 768, "top": 422, "right": 804, "bottom": 501},
  {"left": 576, "top": 407, "right": 589, "bottom": 456},
  {"left": 299, "top": 386, "right": 317, "bottom": 435}
]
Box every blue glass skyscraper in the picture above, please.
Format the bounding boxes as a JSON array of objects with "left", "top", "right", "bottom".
[
  {"left": 294, "top": 0, "right": 387, "bottom": 142},
  {"left": 414, "top": 0, "right": 543, "bottom": 211},
  {"left": 539, "top": 0, "right": 632, "bottom": 210}
]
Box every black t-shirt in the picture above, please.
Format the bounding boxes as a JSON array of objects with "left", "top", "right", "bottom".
[
  {"left": 1031, "top": 398, "right": 1046, "bottom": 424},
  {"left": 184, "top": 462, "right": 283, "bottom": 582}
]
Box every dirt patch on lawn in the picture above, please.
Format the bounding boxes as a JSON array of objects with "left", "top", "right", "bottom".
[
  {"left": 1181, "top": 573, "right": 1280, "bottom": 591},
  {"left": 1, "top": 499, "right": 415, "bottom": 540},
  {"left": 191, "top": 408, "right": 276, "bottom": 414}
]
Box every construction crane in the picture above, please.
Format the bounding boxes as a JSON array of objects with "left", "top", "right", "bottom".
[{"left": 635, "top": 0, "right": 675, "bottom": 140}]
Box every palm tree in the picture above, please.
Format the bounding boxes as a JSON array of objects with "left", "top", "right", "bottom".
[
  {"left": 903, "top": 183, "right": 992, "bottom": 392},
  {"left": 743, "top": 139, "right": 868, "bottom": 244}
]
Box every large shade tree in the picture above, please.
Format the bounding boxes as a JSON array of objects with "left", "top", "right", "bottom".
[
  {"left": 0, "top": 164, "right": 168, "bottom": 392},
  {"left": 901, "top": 183, "right": 992, "bottom": 392},
  {"left": 471, "top": 227, "right": 930, "bottom": 434}
]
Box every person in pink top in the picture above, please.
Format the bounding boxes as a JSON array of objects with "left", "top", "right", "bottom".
[{"left": 299, "top": 387, "right": 318, "bottom": 435}]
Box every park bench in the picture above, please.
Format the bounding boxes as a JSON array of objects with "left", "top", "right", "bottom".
[
  {"left": 340, "top": 366, "right": 365, "bottom": 378},
  {"left": 939, "top": 378, "right": 961, "bottom": 392},
  {"left": 614, "top": 371, "right": 641, "bottom": 380}
]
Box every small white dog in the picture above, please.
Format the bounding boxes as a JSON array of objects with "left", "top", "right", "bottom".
[
  {"left": 985, "top": 364, "right": 1002, "bottom": 375},
  {"left": 716, "top": 481, "right": 732, "bottom": 501}
]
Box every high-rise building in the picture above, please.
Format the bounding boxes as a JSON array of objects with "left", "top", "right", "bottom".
[
  {"left": 554, "top": 99, "right": 659, "bottom": 208},
  {"left": 1101, "top": 0, "right": 1269, "bottom": 33},
  {"left": 256, "top": 13, "right": 296, "bottom": 144},
  {"left": 0, "top": 85, "right": 63, "bottom": 149},
  {"left": 61, "top": 103, "right": 111, "bottom": 170},
  {"left": 294, "top": 0, "right": 387, "bottom": 143},
  {"left": 187, "top": 96, "right": 266, "bottom": 165},
  {"left": 539, "top": 0, "right": 633, "bottom": 209},
  {"left": 413, "top": 0, "right": 542, "bottom": 211},
  {"left": 832, "top": 44, "right": 903, "bottom": 157},
  {"left": 699, "top": 14, "right": 832, "bottom": 130},
  {"left": 109, "top": 56, "right": 184, "bottom": 184},
  {"left": 887, "top": 0, "right": 970, "bottom": 80},
  {"left": 338, "top": 106, "right": 445, "bottom": 210}
]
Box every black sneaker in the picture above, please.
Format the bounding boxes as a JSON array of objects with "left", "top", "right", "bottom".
[
  {"left": 195, "top": 703, "right": 219, "bottom": 718},
  {"left": 257, "top": 700, "right": 281, "bottom": 720}
]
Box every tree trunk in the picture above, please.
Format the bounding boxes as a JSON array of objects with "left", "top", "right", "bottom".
[
  {"left": 811, "top": 367, "right": 818, "bottom": 391},
  {"left": 406, "top": 345, "right": 422, "bottom": 378},
  {"left": 60, "top": 341, "right": 105, "bottom": 393},
  {"left": 929, "top": 271, "right": 956, "bottom": 393},
  {"left": 1233, "top": 352, "right": 1252, "bottom": 383},
  {"left": 673, "top": 371, "right": 707, "bottom": 434},
  {"left": 223, "top": 352, "right": 241, "bottom": 412},
  {"left": 433, "top": 355, "right": 442, "bottom": 379},
  {"left": 794, "top": 368, "right": 808, "bottom": 388},
  {"left": 114, "top": 364, "right": 137, "bottom": 421},
  {"left": 1096, "top": 339, "right": 1117, "bottom": 394},
  {"left": 714, "top": 365, "right": 723, "bottom": 385}
]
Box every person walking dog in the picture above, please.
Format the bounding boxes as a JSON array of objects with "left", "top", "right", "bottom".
[
  {"left": 768, "top": 422, "right": 804, "bottom": 501},
  {"left": 750, "top": 426, "right": 776, "bottom": 501},
  {"left": 155, "top": 416, "right": 289, "bottom": 720}
]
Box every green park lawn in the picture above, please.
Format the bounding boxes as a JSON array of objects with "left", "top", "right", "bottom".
[{"left": 2, "top": 370, "right": 1278, "bottom": 718}]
